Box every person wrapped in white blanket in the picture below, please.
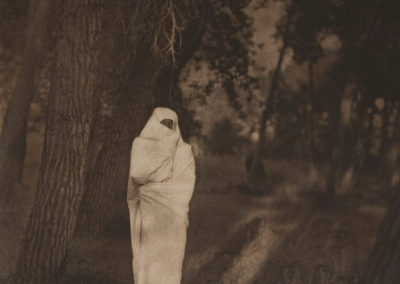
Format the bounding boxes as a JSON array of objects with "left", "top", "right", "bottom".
[{"left": 127, "top": 107, "right": 195, "bottom": 284}]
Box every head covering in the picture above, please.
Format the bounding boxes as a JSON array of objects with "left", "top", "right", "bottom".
[{"left": 140, "top": 107, "right": 180, "bottom": 139}]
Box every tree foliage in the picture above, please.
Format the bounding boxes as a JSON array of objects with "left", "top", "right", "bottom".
[{"left": 189, "top": 0, "right": 258, "bottom": 116}]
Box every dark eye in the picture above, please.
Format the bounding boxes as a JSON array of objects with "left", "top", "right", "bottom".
[{"left": 160, "top": 119, "right": 174, "bottom": 130}]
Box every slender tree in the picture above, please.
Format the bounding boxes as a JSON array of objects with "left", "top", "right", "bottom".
[
  {"left": 247, "top": 4, "right": 293, "bottom": 184},
  {"left": 326, "top": 79, "right": 356, "bottom": 197},
  {"left": 384, "top": 102, "right": 400, "bottom": 189}
]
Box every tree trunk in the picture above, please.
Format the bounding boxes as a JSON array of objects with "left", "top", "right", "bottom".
[
  {"left": 352, "top": 102, "right": 369, "bottom": 189},
  {"left": 306, "top": 60, "right": 315, "bottom": 167},
  {"left": 380, "top": 99, "right": 391, "bottom": 157},
  {"left": 257, "top": 37, "right": 288, "bottom": 149},
  {"left": 326, "top": 81, "right": 355, "bottom": 198},
  {"left": 384, "top": 103, "right": 400, "bottom": 189},
  {"left": 0, "top": 0, "right": 50, "bottom": 199},
  {"left": 77, "top": 47, "right": 162, "bottom": 234},
  {"left": 362, "top": 105, "right": 377, "bottom": 171},
  {"left": 360, "top": 186, "right": 400, "bottom": 284},
  {"left": 248, "top": 6, "right": 293, "bottom": 184},
  {"left": 14, "top": 1, "right": 100, "bottom": 282}
]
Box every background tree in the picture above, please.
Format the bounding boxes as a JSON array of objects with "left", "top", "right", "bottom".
[
  {"left": 0, "top": 0, "right": 51, "bottom": 200},
  {"left": 267, "top": 0, "right": 400, "bottom": 276},
  {"left": 247, "top": 2, "right": 293, "bottom": 185},
  {"left": 266, "top": 0, "right": 399, "bottom": 198}
]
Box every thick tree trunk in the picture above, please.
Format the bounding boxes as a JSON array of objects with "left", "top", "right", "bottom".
[
  {"left": 14, "top": 1, "right": 100, "bottom": 283},
  {"left": 77, "top": 48, "right": 162, "bottom": 234},
  {"left": 0, "top": 0, "right": 50, "bottom": 199}
]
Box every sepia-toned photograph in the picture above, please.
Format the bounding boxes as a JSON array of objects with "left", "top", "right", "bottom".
[{"left": 0, "top": 0, "right": 399, "bottom": 283}]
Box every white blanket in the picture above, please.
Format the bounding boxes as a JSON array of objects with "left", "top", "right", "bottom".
[{"left": 127, "top": 107, "right": 195, "bottom": 284}]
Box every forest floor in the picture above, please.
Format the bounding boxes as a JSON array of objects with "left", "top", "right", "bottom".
[
  {"left": 64, "top": 155, "right": 388, "bottom": 284},
  {"left": 0, "top": 128, "right": 389, "bottom": 283}
]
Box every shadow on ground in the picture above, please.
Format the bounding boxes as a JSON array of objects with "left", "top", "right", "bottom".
[{"left": 63, "top": 156, "right": 388, "bottom": 284}]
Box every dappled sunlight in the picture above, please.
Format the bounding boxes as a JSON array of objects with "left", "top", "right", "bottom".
[
  {"left": 220, "top": 222, "right": 278, "bottom": 284},
  {"left": 181, "top": 155, "right": 386, "bottom": 283},
  {"left": 182, "top": 246, "right": 219, "bottom": 280}
]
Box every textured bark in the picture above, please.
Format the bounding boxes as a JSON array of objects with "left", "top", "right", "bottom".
[
  {"left": 77, "top": 47, "right": 162, "bottom": 234},
  {"left": 0, "top": 0, "right": 50, "bottom": 199},
  {"left": 14, "top": 1, "right": 100, "bottom": 283}
]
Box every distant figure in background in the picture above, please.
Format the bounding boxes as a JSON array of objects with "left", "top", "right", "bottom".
[{"left": 127, "top": 107, "right": 196, "bottom": 284}]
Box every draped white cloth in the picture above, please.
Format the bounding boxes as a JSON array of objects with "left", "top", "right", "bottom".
[{"left": 127, "top": 107, "right": 195, "bottom": 284}]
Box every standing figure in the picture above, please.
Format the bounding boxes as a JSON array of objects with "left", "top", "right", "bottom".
[{"left": 127, "top": 107, "right": 196, "bottom": 284}]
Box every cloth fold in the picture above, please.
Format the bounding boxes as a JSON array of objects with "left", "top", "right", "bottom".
[{"left": 127, "top": 107, "right": 195, "bottom": 284}]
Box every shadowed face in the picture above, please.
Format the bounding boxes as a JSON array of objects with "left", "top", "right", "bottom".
[{"left": 160, "top": 118, "right": 174, "bottom": 130}]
